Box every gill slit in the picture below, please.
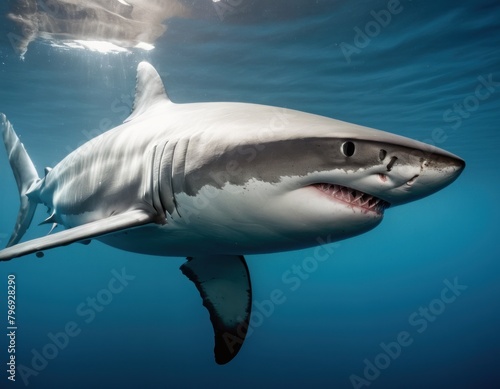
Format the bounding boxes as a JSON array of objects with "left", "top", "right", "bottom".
[{"left": 171, "top": 137, "right": 190, "bottom": 218}]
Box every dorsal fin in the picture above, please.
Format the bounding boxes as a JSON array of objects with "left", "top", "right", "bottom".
[{"left": 124, "top": 62, "right": 170, "bottom": 123}]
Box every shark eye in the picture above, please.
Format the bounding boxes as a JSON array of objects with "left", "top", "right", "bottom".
[
  {"left": 379, "top": 149, "right": 387, "bottom": 160},
  {"left": 341, "top": 141, "right": 355, "bottom": 157}
]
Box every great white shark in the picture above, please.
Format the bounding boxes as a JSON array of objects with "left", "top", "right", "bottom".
[{"left": 0, "top": 62, "right": 465, "bottom": 364}]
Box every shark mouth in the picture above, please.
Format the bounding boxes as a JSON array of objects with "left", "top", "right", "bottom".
[{"left": 312, "top": 183, "right": 391, "bottom": 214}]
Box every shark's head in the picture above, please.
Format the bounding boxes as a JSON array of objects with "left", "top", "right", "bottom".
[
  {"left": 268, "top": 129, "right": 464, "bottom": 243},
  {"left": 277, "top": 123, "right": 466, "bottom": 209},
  {"left": 122, "top": 62, "right": 465, "bottom": 253},
  {"left": 160, "top": 102, "right": 465, "bottom": 252}
]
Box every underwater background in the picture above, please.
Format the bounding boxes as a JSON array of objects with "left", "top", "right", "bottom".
[{"left": 0, "top": 0, "right": 498, "bottom": 388}]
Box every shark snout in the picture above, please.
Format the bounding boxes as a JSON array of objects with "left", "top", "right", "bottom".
[
  {"left": 417, "top": 153, "right": 465, "bottom": 190},
  {"left": 376, "top": 150, "right": 465, "bottom": 206}
]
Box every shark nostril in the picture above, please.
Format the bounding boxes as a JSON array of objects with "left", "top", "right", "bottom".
[{"left": 386, "top": 156, "right": 398, "bottom": 172}]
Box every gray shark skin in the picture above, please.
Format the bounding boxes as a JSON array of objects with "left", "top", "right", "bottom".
[{"left": 0, "top": 62, "right": 465, "bottom": 364}]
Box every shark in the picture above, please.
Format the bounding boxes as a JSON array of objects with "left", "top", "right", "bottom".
[{"left": 0, "top": 61, "right": 465, "bottom": 364}]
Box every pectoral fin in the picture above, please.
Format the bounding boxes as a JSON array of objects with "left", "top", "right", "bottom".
[
  {"left": 0, "top": 210, "right": 155, "bottom": 261},
  {"left": 180, "top": 255, "right": 252, "bottom": 364}
]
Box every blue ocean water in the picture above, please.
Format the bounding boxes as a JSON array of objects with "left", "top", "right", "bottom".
[{"left": 0, "top": 1, "right": 499, "bottom": 388}]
